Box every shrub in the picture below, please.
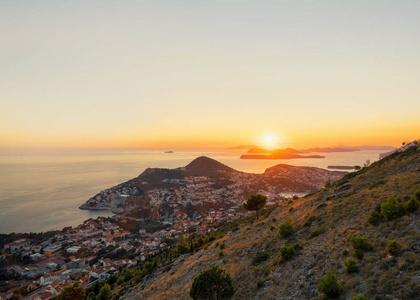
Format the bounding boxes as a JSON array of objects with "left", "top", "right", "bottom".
[
  {"left": 252, "top": 252, "right": 269, "bottom": 265},
  {"left": 342, "top": 249, "right": 349, "bottom": 257},
  {"left": 257, "top": 280, "right": 265, "bottom": 290},
  {"left": 415, "top": 189, "right": 420, "bottom": 200},
  {"left": 219, "top": 251, "right": 224, "bottom": 258},
  {"left": 350, "top": 235, "right": 374, "bottom": 259},
  {"left": 344, "top": 258, "right": 359, "bottom": 273},
  {"left": 325, "top": 179, "right": 331, "bottom": 188},
  {"left": 278, "top": 219, "right": 294, "bottom": 238},
  {"left": 367, "top": 210, "right": 381, "bottom": 225},
  {"left": 307, "top": 227, "right": 325, "bottom": 240},
  {"left": 381, "top": 196, "right": 405, "bottom": 220},
  {"left": 386, "top": 240, "right": 403, "bottom": 256},
  {"left": 219, "top": 243, "right": 225, "bottom": 250},
  {"left": 351, "top": 235, "right": 374, "bottom": 251},
  {"left": 272, "top": 217, "right": 277, "bottom": 223},
  {"left": 353, "top": 295, "right": 369, "bottom": 300},
  {"left": 270, "top": 225, "right": 275, "bottom": 231},
  {"left": 317, "top": 269, "right": 343, "bottom": 299},
  {"left": 279, "top": 245, "right": 296, "bottom": 260},
  {"left": 190, "top": 266, "right": 235, "bottom": 300},
  {"left": 405, "top": 196, "right": 419, "bottom": 213},
  {"left": 289, "top": 207, "right": 295, "bottom": 213}
]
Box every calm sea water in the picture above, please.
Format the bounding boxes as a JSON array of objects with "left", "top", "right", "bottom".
[{"left": 0, "top": 147, "right": 384, "bottom": 234}]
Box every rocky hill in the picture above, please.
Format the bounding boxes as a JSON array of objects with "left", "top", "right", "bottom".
[
  {"left": 123, "top": 145, "right": 420, "bottom": 299},
  {"left": 80, "top": 157, "right": 346, "bottom": 215}
]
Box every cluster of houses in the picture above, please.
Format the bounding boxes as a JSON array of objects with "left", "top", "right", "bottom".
[{"left": 0, "top": 168, "right": 321, "bottom": 300}]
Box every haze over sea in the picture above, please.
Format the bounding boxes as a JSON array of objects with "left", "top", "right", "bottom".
[{"left": 0, "top": 147, "right": 384, "bottom": 234}]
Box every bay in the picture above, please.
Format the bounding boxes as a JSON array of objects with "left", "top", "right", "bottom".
[{"left": 0, "top": 147, "right": 383, "bottom": 234}]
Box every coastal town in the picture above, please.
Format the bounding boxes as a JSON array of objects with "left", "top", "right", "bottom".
[
  {"left": 0, "top": 203, "right": 253, "bottom": 300},
  {"left": 0, "top": 158, "right": 347, "bottom": 299}
]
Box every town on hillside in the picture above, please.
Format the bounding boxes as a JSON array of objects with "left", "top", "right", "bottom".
[{"left": 0, "top": 158, "right": 348, "bottom": 300}]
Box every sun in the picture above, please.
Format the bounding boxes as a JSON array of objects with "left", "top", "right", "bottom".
[{"left": 261, "top": 134, "right": 279, "bottom": 149}]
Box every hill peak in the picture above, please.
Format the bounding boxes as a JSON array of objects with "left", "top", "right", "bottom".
[{"left": 185, "top": 156, "right": 237, "bottom": 176}]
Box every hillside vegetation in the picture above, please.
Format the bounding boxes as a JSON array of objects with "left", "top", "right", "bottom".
[{"left": 124, "top": 145, "right": 420, "bottom": 299}]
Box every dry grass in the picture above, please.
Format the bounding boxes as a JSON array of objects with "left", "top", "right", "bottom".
[{"left": 130, "top": 147, "right": 420, "bottom": 299}]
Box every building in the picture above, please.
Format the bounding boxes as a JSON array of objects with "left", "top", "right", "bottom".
[
  {"left": 43, "top": 245, "right": 62, "bottom": 257},
  {"left": 4, "top": 238, "right": 33, "bottom": 253}
]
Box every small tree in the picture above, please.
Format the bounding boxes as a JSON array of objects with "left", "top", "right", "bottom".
[
  {"left": 278, "top": 219, "right": 294, "bottom": 238},
  {"left": 344, "top": 258, "right": 359, "bottom": 273},
  {"left": 243, "top": 194, "right": 267, "bottom": 220},
  {"left": 96, "top": 284, "right": 111, "bottom": 300},
  {"left": 350, "top": 235, "right": 374, "bottom": 259},
  {"left": 386, "top": 240, "right": 403, "bottom": 256},
  {"left": 52, "top": 283, "right": 86, "bottom": 300},
  {"left": 279, "top": 245, "right": 295, "bottom": 260},
  {"left": 367, "top": 210, "right": 381, "bottom": 225},
  {"left": 405, "top": 196, "right": 419, "bottom": 213},
  {"left": 190, "top": 266, "right": 235, "bottom": 300},
  {"left": 325, "top": 179, "right": 331, "bottom": 188},
  {"left": 317, "top": 269, "right": 343, "bottom": 299},
  {"left": 381, "top": 196, "right": 405, "bottom": 220}
]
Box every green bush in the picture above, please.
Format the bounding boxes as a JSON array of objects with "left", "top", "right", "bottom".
[
  {"left": 351, "top": 235, "right": 374, "bottom": 251},
  {"left": 219, "top": 251, "right": 224, "bottom": 258},
  {"left": 405, "top": 196, "right": 419, "bottom": 213},
  {"left": 289, "top": 207, "right": 295, "bottom": 213},
  {"left": 344, "top": 258, "right": 359, "bottom": 273},
  {"left": 367, "top": 210, "right": 381, "bottom": 225},
  {"left": 353, "top": 295, "right": 369, "bottom": 300},
  {"left": 317, "top": 269, "right": 343, "bottom": 299},
  {"left": 307, "top": 227, "right": 325, "bottom": 240},
  {"left": 190, "top": 266, "right": 235, "bottom": 300},
  {"left": 381, "top": 196, "right": 405, "bottom": 220},
  {"left": 350, "top": 235, "right": 374, "bottom": 259},
  {"left": 270, "top": 225, "right": 275, "bottom": 231},
  {"left": 386, "top": 240, "right": 403, "bottom": 256},
  {"left": 219, "top": 243, "right": 225, "bottom": 250},
  {"left": 278, "top": 219, "right": 294, "bottom": 238},
  {"left": 252, "top": 252, "right": 269, "bottom": 265},
  {"left": 279, "top": 245, "right": 295, "bottom": 260},
  {"left": 325, "top": 179, "right": 332, "bottom": 188},
  {"left": 272, "top": 217, "right": 277, "bottom": 223},
  {"left": 415, "top": 189, "right": 420, "bottom": 200}
]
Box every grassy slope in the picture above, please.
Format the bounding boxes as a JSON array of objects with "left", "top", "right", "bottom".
[{"left": 127, "top": 146, "right": 420, "bottom": 300}]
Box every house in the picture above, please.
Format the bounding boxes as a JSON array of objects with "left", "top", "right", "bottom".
[
  {"left": 43, "top": 245, "right": 61, "bottom": 257},
  {"left": 4, "top": 238, "right": 33, "bottom": 253}
]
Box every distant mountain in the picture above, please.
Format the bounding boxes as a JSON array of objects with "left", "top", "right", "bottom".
[
  {"left": 242, "top": 145, "right": 396, "bottom": 160},
  {"left": 225, "top": 144, "right": 258, "bottom": 150}
]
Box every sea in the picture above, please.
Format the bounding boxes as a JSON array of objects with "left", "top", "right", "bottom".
[{"left": 0, "top": 147, "right": 385, "bottom": 234}]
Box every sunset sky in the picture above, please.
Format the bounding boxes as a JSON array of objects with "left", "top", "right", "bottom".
[{"left": 1, "top": 1, "right": 419, "bottom": 148}]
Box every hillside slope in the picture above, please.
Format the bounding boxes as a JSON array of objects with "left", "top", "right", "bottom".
[{"left": 126, "top": 145, "right": 420, "bottom": 299}]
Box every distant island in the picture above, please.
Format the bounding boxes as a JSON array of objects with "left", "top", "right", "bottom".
[
  {"left": 239, "top": 145, "right": 395, "bottom": 160},
  {"left": 241, "top": 153, "right": 325, "bottom": 159},
  {"left": 164, "top": 150, "right": 174, "bottom": 153}
]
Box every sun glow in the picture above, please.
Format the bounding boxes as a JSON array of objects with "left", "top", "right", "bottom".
[{"left": 261, "top": 133, "right": 279, "bottom": 149}]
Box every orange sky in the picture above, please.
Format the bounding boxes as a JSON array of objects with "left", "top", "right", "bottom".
[{"left": 1, "top": 1, "right": 419, "bottom": 149}]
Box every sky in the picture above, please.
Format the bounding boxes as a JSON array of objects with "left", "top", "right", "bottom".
[{"left": 1, "top": 0, "right": 419, "bottom": 149}]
